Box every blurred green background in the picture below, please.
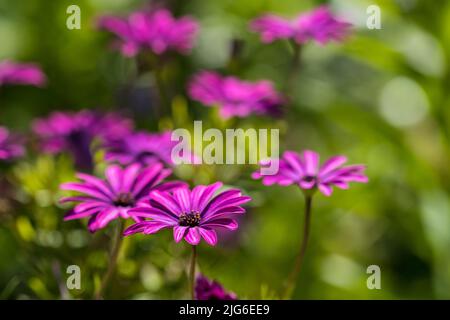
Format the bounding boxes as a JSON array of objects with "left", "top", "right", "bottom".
[{"left": 1, "top": 0, "right": 450, "bottom": 299}]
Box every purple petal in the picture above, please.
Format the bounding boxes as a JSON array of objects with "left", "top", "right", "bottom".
[
  {"left": 60, "top": 183, "right": 111, "bottom": 201},
  {"left": 299, "top": 180, "right": 315, "bottom": 189},
  {"left": 105, "top": 165, "right": 123, "bottom": 194},
  {"left": 185, "top": 227, "right": 201, "bottom": 245},
  {"left": 318, "top": 155, "right": 347, "bottom": 178},
  {"left": 96, "top": 208, "right": 120, "bottom": 229},
  {"left": 64, "top": 207, "right": 100, "bottom": 220},
  {"left": 198, "top": 228, "right": 218, "bottom": 246},
  {"left": 149, "top": 190, "right": 182, "bottom": 216},
  {"left": 318, "top": 183, "right": 333, "bottom": 196},
  {"left": 250, "top": 15, "right": 294, "bottom": 43},
  {"left": 131, "top": 163, "right": 164, "bottom": 196},
  {"left": 59, "top": 196, "right": 96, "bottom": 204},
  {"left": 202, "top": 189, "right": 242, "bottom": 215},
  {"left": 202, "top": 206, "right": 245, "bottom": 222},
  {"left": 173, "top": 226, "right": 188, "bottom": 243},
  {"left": 123, "top": 221, "right": 150, "bottom": 236},
  {"left": 302, "top": 150, "right": 319, "bottom": 176},
  {"left": 202, "top": 218, "right": 238, "bottom": 231},
  {"left": 173, "top": 188, "right": 191, "bottom": 213},
  {"left": 194, "top": 182, "right": 223, "bottom": 212},
  {"left": 122, "top": 163, "right": 141, "bottom": 193},
  {"left": 143, "top": 221, "right": 171, "bottom": 234},
  {"left": 76, "top": 173, "right": 115, "bottom": 198},
  {"left": 203, "top": 192, "right": 251, "bottom": 219},
  {"left": 97, "top": 16, "right": 131, "bottom": 39},
  {"left": 128, "top": 207, "right": 178, "bottom": 224},
  {"left": 153, "top": 181, "right": 188, "bottom": 192},
  {"left": 73, "top": 201, "right": 107, "bottom": 213},
  {"left": 283, "top": 151, "right": 305, "bottom": 176}
]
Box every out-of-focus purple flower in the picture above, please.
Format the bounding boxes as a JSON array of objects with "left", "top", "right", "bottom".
[
  {"left": 104, "top": 131, "right": 194, "bottom": 167},
  {"left": 0, "top": 60, "right": 46, "bottom": 87},
  {"left": 252, "top": 150, "right": 368, "bottom": 196},
  {"left": 98, "top": 8, "right": 199, "bottom": 57},
  {"left": 60, "top": 163, "right": 185, "bottom": 233},
  {"left": 124, "top": 182, "right": 251, "bottom": 246},
  {"left": 32, "top": 110, "right": 133, "bottom": 170},
  {"left": 0, "top": 126, "right": 25, "bottom": 161},
  {"left": 250, "top": 6, "right": 352, "bottom": 45},
  {"left": 188, "top": 71, "right": 284, "bottom": 119},
  {"left": 195, "top": 275, "right": 237, "bottom": 300}
]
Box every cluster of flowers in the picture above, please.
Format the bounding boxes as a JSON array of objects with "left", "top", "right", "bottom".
[{"left": 0, "top": 5, "right": 366, "bottom": 300}]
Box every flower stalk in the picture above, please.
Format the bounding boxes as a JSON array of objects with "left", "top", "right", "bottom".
[
  {"left": 285, "top": 41, "right": 302, "bottom": 96},
  {"left": 95, "top": 219, "right": 124, "bottom": 300},
  {"left": 282, "top": 193, "right": 313, "bottom": 299},
  {"left": 189, "top": 245, "right": 197, "bottom": 300}
]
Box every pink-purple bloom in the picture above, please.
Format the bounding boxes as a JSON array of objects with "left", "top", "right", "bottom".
[
  {"left": 60, "top": 163, "right": 185, "bottom": 232},
  {"left": 195, "top": 275, "right": 237, "bottom": 300},
  {"left": 104, "top": 131, "right": 193, "bottom": 167},
  {"left": 124, "top": 182, "right": 251, "bottom": 246},
  {"left": 32, "top": 110, "right": 133, "bottom": 170},
  {"left": 250, "top": 6, "right": 352, "bottom": 45},
  {"left": 98, "top": 8, "right": 199, "bottom": 57},
  {"left": 0, "top": 60, "right": 46, "bottom": 87},
  {"left": 252, "top": 150, "right": 368, "bottom": 196},
  {"left": 0, "top": 126, "right": 25, "bottom": 161},
  {"left": 188, "top": 71, "right": 284, "bottom": 119}
]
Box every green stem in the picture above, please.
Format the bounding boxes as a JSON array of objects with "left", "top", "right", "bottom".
[
  {"left": 284, "top": 41, "right": 302, "bottom": 96},
  {"left": 189, "top": 245, "right": 197, "bottom": 300},
  {"left": 282, "top": 194, "right": 313, "bottom": 299},
  {"left": 154, "top": 66, "right": 170, "bottom": 117},
  {"left": 94, "top": 219, "right": 124, "bottom": 300}
]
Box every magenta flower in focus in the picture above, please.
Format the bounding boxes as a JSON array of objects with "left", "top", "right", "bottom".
[
  {"left": 0, "top": 60, "right": 46, "bottom": 87},
  {"left": 252, "top": 150, "right": 368, "bottom": 196},
  {"left": 250, "top": 6, "right": 352, "bottom": 45},
  {"left": 105, "top": 131, "right": 194, "bottom": 167},
  {"left": 124, "top": 182, "right": 251, "bottom": 246},
  {"left": 195, "top": 275, "right": 237, "bottom": 300},
  {"left": 0, "top": 126, "right": 25, "bottom": 161},
  {"left": 60, "top": 163, "right": 185, "bottom": 232},
  {"left": 32, "top": 110, "right": 133, "bottom": 170},
  {"left": 98, "top": 9, "right": 199, "bottom": 57},
  {"left": 188, "top": 71, "right": 284, "bottom": 119}
]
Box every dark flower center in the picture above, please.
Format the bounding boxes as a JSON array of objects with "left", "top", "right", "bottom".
[
  {"left": 303, "top": 175, "right": 316, "bottom": 183},
  {"left": 179, "top": 211, "right": 201, "bottom": 227},
  {"left": 136, "top": 151, "right": 157, "bottom": 162},
  {"left": 113, "top": 192, "right": 135, "bottom": 207}
]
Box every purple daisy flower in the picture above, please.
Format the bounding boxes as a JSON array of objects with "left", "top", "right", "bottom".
[
  {"left": 104, "top": 131, "right": 194, "bottom": 167},
  {"left": 195, "top": 275, "right": 237, "bottom": 300},
  {"left": 188, "top": 71, "right": 284, "bottom": 119},
  {"left": 250, "top": 6, "right": 352, "bottom": 45},
  {"left": 0, "top": 126, "right": 25, "bottom": 161},
  {"left": 32, "top": 110, "right": 133, "bottom": 170},
  {"left": 252, "top": 150, "right": 368, "bottom": 196},
  {"left": 124, "top": 182, "right": 251, "bottom": 246},
  {"left": 60, "top": 163, "right": 186, "bottom": 233},
  {"left": 98, "top": 8, "right": 199, "bottom": 57},
  {"left": 0, "top": 60, "right": 46, "bottom": 87}
]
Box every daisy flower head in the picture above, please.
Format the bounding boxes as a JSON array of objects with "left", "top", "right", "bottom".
[
  {"left": 0, "top": 60, "right": 46, "bottom": 87},
  {"left": 195, "top": 275, "right": 237, "bottom": 300},
  {"left": 250, "top": 6, "right": 352, "bottom": 45},
  {"left": 60, "top": 163, "right": 186, "bottom": 232},
  {"left": 32, "top": 110, "right": 133, "bottom": 170},
  {"left": 188, "top": 71, "right": 284, "bottom": 119},
  {"left": 252, "top": 150, "right": 368, "bottom": 196},
  {"left": 124, "top": 182, "right": 251, "bottom": 246},
  {"left": 98, "top": 8, "right": 199, "bottom": 57}
]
